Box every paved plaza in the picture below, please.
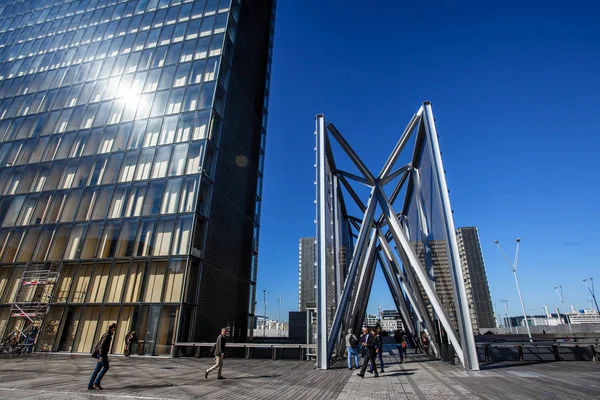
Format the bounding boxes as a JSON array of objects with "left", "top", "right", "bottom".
[{"left": 1, "top": 346, "right": 599, "bottom": 399}]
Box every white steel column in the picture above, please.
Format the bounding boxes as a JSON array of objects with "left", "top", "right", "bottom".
[
  {"left": 315, "top": 114, "right": 329, "bottom": 369},
  {"left": 422, "top": 102, "right": 479, "bottom": 370}
]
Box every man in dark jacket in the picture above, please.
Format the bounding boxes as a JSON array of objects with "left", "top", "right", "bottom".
[
  {"left": 205, "top": 327, "right": 227, "bottom": 380},
  {"left": 370, "top": 331, "right": 385, "bottom": 373},
  {"left": 357, "top": 327, "right": 378, "bottom": 378},
  {"left": 88, "top": 323, "right": 116, "bottom": 390}
]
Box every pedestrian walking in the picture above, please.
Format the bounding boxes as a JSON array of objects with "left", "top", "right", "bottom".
[
  {"left": 357, "top": 327, "right": 378, "bottom": 378},
  {"left": 413, "top": 332, "right": 423, "bottom": 354},
  {"left": 370, "top": 330, "right": 384, "bottom": 373},
  {"left": 88, "top": 323, "right": 116, "bottom": 390},
  {"left": 421, "top": 331, "right": 430, "bottom": 355},
  {"left": 124, "top": 330, "right": 137, "bottom": 356},
  {"left": 400, "top": 337, "right": 407, "bottom": 363},
  {"left": 345, "top": 328, "right": 359, "bottom": 369},
  {"left": 205, "top": 327, "right": 227, "bottom": 380}
]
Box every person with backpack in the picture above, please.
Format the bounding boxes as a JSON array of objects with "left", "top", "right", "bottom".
[
  {"left": 400, "top": 337, "right": 407, "bottom": 363},
  {"left": 205, "top": 327, "right": 227, "bottom": 380},
  {"left": 88, "top": 323, "right": 116, "bottom": 390},
  {"left": 345, "top": 328, "right": 359, "bottom": 369}
]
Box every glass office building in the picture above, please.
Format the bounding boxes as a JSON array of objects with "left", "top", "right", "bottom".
[{"left": 0, "top": 0, "right": 275, "bottom": 355}]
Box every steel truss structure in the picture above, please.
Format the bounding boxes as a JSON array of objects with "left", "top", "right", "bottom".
[{"left": 315, "top": 102, "right": 479, "bottom": 370}]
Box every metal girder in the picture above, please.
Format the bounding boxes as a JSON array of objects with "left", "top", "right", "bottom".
[
  {"left": 327, "top": 123, "right": 376, "bottom": 185},
  {"left": 378, "top": 229, "right": 438, "bottom": 357},
  {"left": 338, "top": 175, "right": 367, "bottom": 213},
  {"left": 378, "top": 108, "right": 423, "bottom": 180},
  {"left": 325, "top": 190, "right": 378, "bottom": 365},
  {"left": 377, "top": 250, "right": 415, "bottom": 337},
  {"left": 381, "top": 163, "right": 412, "bottom": 186},
  {"left": 336, "top": 169, "right": 372, "bottom": 186},
  {"left": 376, "top": 185, "right": 465, "bottom": 364},
  {"left": 422, "top": 102, "right": 479, "bottom": 370},
  {"left": 350, "top": 230, "right": 378, "bottom": 335}
]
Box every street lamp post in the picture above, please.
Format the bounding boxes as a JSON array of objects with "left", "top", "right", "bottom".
[
  {"left": 277, "top": 296, "right": 282, "bottom": 337},
  {"left": 554, "top": 285, "right": 572, "bottom": 333},
  {"left": 583, "top": 278, "right": 599, "bottom": 313},
  {"left": 263, "top": 290, "right": 269, "bottom": 336},
  {"left": 494, "top": 238, "right": 533, "bottom": 342},
  {"left": 503, "top": 300, "right": 512, "bottom": 334}
]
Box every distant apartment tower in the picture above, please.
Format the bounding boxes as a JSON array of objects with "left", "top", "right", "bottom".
[
  {"left": 456, "top": 227, "right": 495, "bottom": 331},
  {"left": 414, "top": 240, "right": 458, "bottom": 331},
  {"left": 298, "top": 237, "right": 316, "bottom": 311}
]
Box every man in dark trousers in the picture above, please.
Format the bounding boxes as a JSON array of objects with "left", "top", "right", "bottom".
[
  {"left": 205, "top": 327, "right": 227, "bottom": 380},
  {"left": 357, "top": 327, "right": 378, "bottom": 378},
  {"left": 370, "top": 330, "right": 385, "bottom": 373},
  {"left": 88, "top": 323, "right": 117, "bottom": 390}
]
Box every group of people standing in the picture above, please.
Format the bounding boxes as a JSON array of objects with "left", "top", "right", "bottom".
[{"left": 346, "top": 327, "right": 432, "bottom": 377}]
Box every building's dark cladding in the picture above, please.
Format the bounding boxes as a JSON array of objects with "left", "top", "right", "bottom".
[
  {"left": 0, "top": 0, "right": 275, "bottom": 356},
  {"left": 196, "top": 0, "right": 275, "bottom": 342}
]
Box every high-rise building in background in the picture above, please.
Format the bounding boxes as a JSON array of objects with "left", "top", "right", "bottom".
[
  {"left": 456, "top": 227, "right": 495, "bottom": 331},
  {"left": 0, "top": 0, "right": 276, "bottom": 355},
  {"left": 414, "top": 240, "right": 458, "bottom": 331},
  {"left": 298, "top": 237, "right": 316, "bottom": 311}
]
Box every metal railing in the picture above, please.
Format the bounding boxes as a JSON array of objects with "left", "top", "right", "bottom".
[{"left": 173, "top": 342, "right": 316, "bottom": 361}]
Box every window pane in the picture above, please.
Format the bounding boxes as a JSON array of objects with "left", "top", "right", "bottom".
[
  {"left": 151, "top": 146, "right": 171, "bottom": 178},
  {"left": 124, "top": 262, "right": 145, "bottom": 302},
  {"left": 152, "top": 219, "right": 174, "bottom": 256},
  {"left": 180, "top": 176, "right": 199, "bottom": 213},
  {"left": 172, "top": 216, "right": 192, "bottom": 255},
  {"left": 134, "top": 220, "right": 155, "bottom": 256},
  {"left": 169, "top": 143, "right": 188, "bottom": 176},
  {"left": 143, "top": 181, "right": 164, "bottom": 215},
  {"left": 160, "top": 178, "right": 182, "bottom": 214},
  {"left": 164, "top": 260, "right": 184, "bottom": 302},
  {"left": 98, "top": 223, "right": 121, "bottom": 258},
  {"left": 143, "top": 261, "right": 166, "bottom": 302}
]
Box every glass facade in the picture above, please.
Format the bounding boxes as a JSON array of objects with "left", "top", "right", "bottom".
[{"left": 0, "top": 0, "right": 275, "bottom": 355}]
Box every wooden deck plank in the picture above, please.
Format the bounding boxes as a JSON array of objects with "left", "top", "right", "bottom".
[{"left": 0, "top": 347, "right": 599, "bottom": 399}]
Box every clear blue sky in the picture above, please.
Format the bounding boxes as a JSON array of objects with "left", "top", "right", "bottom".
[{"left": 256, "top": 1, "right": 600, "bottom": 323}]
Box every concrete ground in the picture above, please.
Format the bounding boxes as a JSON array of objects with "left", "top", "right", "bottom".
[{"left": 1, "top": 346, "right": 599, "bottom": 399}]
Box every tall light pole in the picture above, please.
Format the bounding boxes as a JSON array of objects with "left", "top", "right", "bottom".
[
  {"left": 554, "top": 285, "right": 572, "bottom": 333},
  {"left": 503, "top": 300, "right": 512, "bottom": 333},
  {"left": 263, "top": 290, "right": 269, "bottom": 336},
  {"left": 494, "top": 238, "right": 532, "bottom": 342},
  {"left": 583, "top": 278, "right": 599, "bottom": 313},
  {"left": 277, "top": 295, "right": 282, "bottom": 337}
]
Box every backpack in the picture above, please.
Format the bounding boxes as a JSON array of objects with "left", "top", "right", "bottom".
[
  {"left": 349, "top": 335, "right": 358, "bottom": 348},
  {"left": 91, "top": 334, "right": 106, "bottom": 358}
]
